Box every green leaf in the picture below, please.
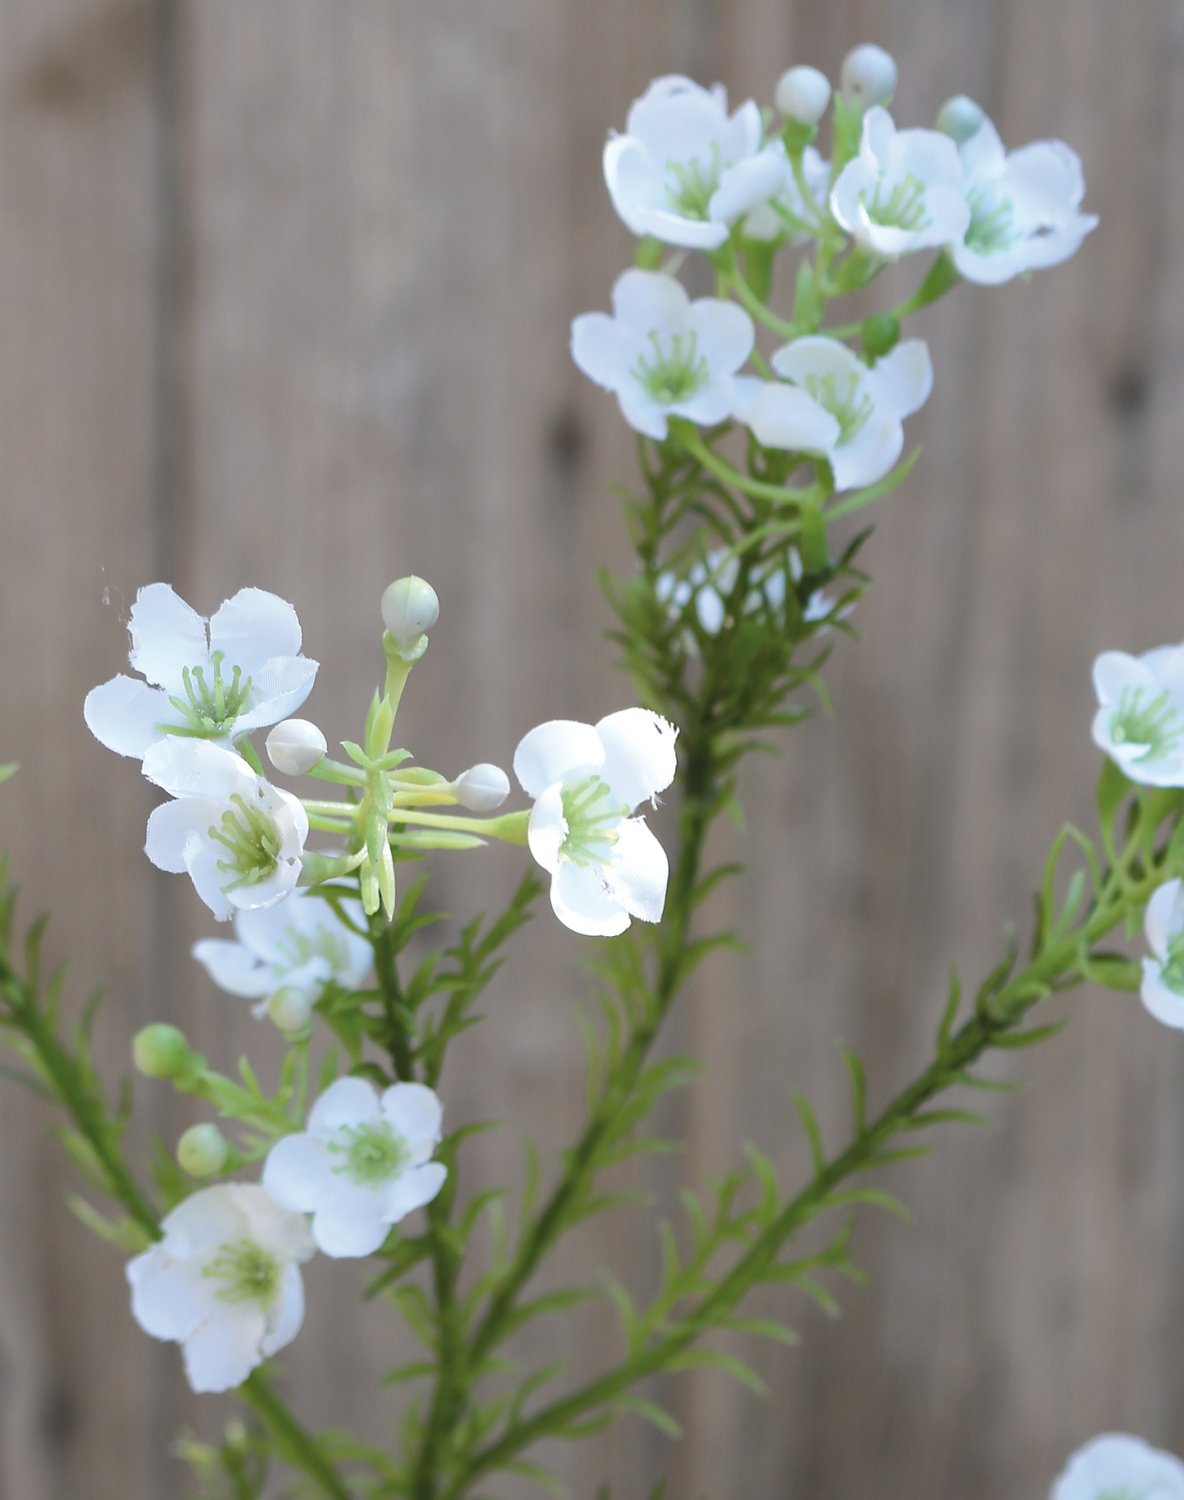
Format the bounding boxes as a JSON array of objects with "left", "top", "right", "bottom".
[
  {"left": 0, "top": 764, "right": 17, "bottom": 785},
  {"left": 611, "top": 1396, "right": 682, "bottom": 1440},
  {"left": 792, "top": 1090, "right": 826, "bottom": 1173}
]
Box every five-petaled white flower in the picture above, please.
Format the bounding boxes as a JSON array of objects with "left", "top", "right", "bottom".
[
  {"left": 736, "top": 335, "right": 932, "bottom": 491},
  {"left": 1051, "top": 1432, "right": 1184, "bottom": 1500},
  {"left": 263, "top": 1077, "right": 447, "bottom": 1259},
  {"left": 193, "top": 888, "right": 371, "bottom": 1022},
  {"left": 513, "top": 709, "right": 678, "bottom": 936},
  {"left": 1140, "top": 879, "right": 1184, "bottom": 1030},
  {"left": 126, "top": 1183, "right": 314, "bottom": 1394},
  {"left": 831, "top": 107, "right": 970, "bottom": 258},
  {"left": 572, "top": 269, "right": 754, "bottom": 441},
  {"left": 144, "top": 739, "right": 309, "bottom": 919},
  {"left": 952, "top": 110, "right": 1098, "bottom": 285},
  {"left": 85, "top": 584, "right": 318, "bottom": 763},
  {"left": 604, "top": 76, "right": 786, "bottom": 249},
  {"left": 1091, "top": 646, "right": 1184, "bottom": 787}
]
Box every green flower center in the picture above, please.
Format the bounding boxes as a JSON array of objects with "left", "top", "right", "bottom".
[
  {"left": 965, "top": 188, "right": 1017, "bottom": 255},
  {"left": 163, "top": 651, "right": 254, "bottom": 738},
  {"left": 209, "top": 793, "right": 281, "bottom": 891},
  {"left": 1159, "top": 932, "right": 1184, "bottom": 996},
  {"left": 1110, "top": 686, "right": 1184, "bottom": 763},
  {"left": 204, "top": 1239, "right": 280, "bottom": 1308},
  {"left": 803, "top": 371, "right": 874, "bottom": 443},
  {"left": 664, "top": 148, "right": 722, "bottom": 220},
  {"left": 632, "top": 330, "right": 710, "bottom": 405},
  {"left": 329, "top": 1120, "right": 409, "bottom": 1187},
  {"left": 559, "top": 775, "right": 629, "bottom": 868},
  {"left": 275, "top": 927, "right": 350, "bottom": 973},
  {"left": 865, "top": 173, "right": 930, "bottom": 233}
]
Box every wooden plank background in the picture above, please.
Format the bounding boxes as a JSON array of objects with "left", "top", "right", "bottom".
[{"left": 2, "top": 1, "right": 1183, "bottom": 1495}]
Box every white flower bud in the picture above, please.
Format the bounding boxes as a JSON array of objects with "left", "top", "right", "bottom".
[
  {"left": 177, "top": 1123, "right": 230, "bottom": 1178},
  {"left": 267, "top": 986, "right": 314, "bottom": 1037},
  {"left": 266, "top": 718, "right": 327, "bottom": 776},
  {"left": 381, "top": 576, "right": 440, "bottom": 655},
  {"left": 774, "top": 66, "right": 831, "bottom": 127},
  {"left": 840, "top": 44, "right": 898, "bottom": 109},
  {"left": 453, "top": 762, "right": 511, "bottom": 813},
  {"left": 936, "top": 94, "right": 985, "bottom": 146}
]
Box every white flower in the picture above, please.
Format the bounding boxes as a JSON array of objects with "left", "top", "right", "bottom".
[
  {"left": 126, "top": 1184, "right": 314, "bottom": 1393},
  {"left": 604, "top": 76, "right": 786, "bottom": 249},
  {"left": 572, "top": 269, "right": 754, "bottom": 441},
  {"left": 513, "top": 709, "right": 677, "bottom": 936},
  {"left": 657, "top": 548, "right": 847, "bottom": 642},
  {"left": 742, "top": 145, "right": 831, "bottom": 243},
  {"left": 737, "top": 335, "right": 932, "bottom": 491},
  {"left": 263, "top": 1077, "right": 447, "bottom": 1259},
  {"left": 953, "top": 112, "right": 1098, "bottom": 285},
  {"left": 839, "top": 44, "right": 898, "bottom": 110},
  {"left": 1140, "top": 880, "right": 1184, "bottom": 1029},
  {"left": 144, "top": 739, "right": 309, "bottom": 919},
  {"left": 1051, "top": 1432, "right": 1184, "bottom": 1500},
  {"left": 193, "top": 888, "right": 371, "bottom": 1022},
  {"left": 85, "top": 584, "right": 318, "bottom": 762},
  {"left": 831, "top": 107, "right": 970, "bottom": 258},
  {"left": 1091, "top": 646, "right": 1184, "bottom": 787}
]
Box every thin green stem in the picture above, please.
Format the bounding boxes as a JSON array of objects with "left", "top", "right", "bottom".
[
  {"left": 240, "top": 1372, "right": 353, "bottom": 1500},
  {"left": 673, "top": 425, "right": 817, "bottom": 508}
]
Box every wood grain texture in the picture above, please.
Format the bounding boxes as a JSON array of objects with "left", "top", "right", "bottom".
[{"left": 2, "top": 1, "right": 1183, "bottom": 1495}]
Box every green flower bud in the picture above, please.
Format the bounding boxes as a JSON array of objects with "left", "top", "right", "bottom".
[
  {"left": 177, "top": 1123, "right": 230, "bottom": 1177},
  {"left": 381, "top": 576, "right": 440, "bottom": 659},
  {"left": 861, "top": 313, "right": 901, "bottom": 359},
  {"left": 936, "top": 94, "right": 985, "bottom": 146},
  {"left": 132, "top": 1024, "right": 191, "bottom": 1080}
]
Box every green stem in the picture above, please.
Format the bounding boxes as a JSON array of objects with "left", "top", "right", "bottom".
[
  {"left": 240, "top": 1372, "right": 353, "bottom": 1500},
  {"left": 673, "top": 425, "right": 818, "bottom": 508},
  {"left": 368, "top": 909, "right": 416, "bottom": 1082}
]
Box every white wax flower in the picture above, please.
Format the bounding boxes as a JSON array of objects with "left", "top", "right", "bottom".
[
  {"left": 953, "top": 111, "right": 1098, "bottom": 285},
  {"left": 192, "top": 887, "right": 371, "bottom": 1022},
  {"left": 604, "top": 76, "right": 786, "bottom": 249},
  {"left": 263, "top": 1077, "right": 447, "bottom": 1259},
  {"left": 831, "top": 107, "right": 970, "bottom": 258},
  {"left": 143, "top": 739, "right": 309, "bottom": 920},
  {"left": 571, "top": 269, "right": 754, "bottom": 441},
  {"left": 85, "top": 584, "right": 318, "bottom": 763},
  {"left": 743, "top": 145, "right": 831, "bottom": 243},
  {"left": 1091, "top": 646, "right": 1184, "bottom": 787},
  {"left": 513, "top": 709, "right": 677, "bottom": 937},
  {"left": 1051, "top": 1432, "right": 1184, "bottom": 1499},
  {"left": 126, "top": 1183, "right": 314, "bottom": 1394},
  {"left": 737, "top": 335, "right": 931, "bottom": 491},
  {"left": 1140, "top": 880, "right": 1184, "bottom": 1029}
]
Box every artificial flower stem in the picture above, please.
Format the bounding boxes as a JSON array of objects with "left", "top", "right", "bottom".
[
  {"left": 390, "top": 809, "right": 530, "bottom": 846},
  {"left": 672, "top": 423, "right": 817, "bottom": 507},
  {"left": 306, "top": 757, "right": 369, "bottom": 788},
  {"left": 240, "top": 1372, "right": 353, "bottom": 1500}
]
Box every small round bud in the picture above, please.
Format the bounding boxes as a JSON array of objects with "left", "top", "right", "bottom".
[
  {"left": 936, "top": 94, "right": 985, "bottom": 146},
  {"left": 774, "top": 66, "right": 831, "bottom": 127},
  {"left": 861, "top": 313, "right": 901, "bottom": 359},
  {"left": 133, "top": 1023, "right": 190, "bottom": 1080},
  {"left": 177, "top": 1123, "right": 230, "bottom": 1177},
  {"left": 840, "top": 44, "right": 898, "bottom": 109},
  {"left": 381, "top": 576, "right": 440, "bottom": 656},
  {"left": 453, "top": 762, "right": 511, "bottom": 813},
  {"left": 266, "top": 718, "right": 327, "bottom": 775},
  {"left": 267, "top": 987, "right": 314, "bottom": 1037}
]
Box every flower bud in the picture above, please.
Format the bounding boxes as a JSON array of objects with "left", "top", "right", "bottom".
[
  {"left": 936, "top": 94, "right": 985, "bottom": 146},
  {"left": 774, "top": 66, "right": 831, "bottom": 127},
  {"left": 133, "top": 1023, "right": 191, "bottom": 1080},
  {"left": 177, "top": 1123, "right": 230, "bottom": 1177},
  {"left": 267, "top": 986, "right": 314, "bottom": 1037},
  {"left": 453, "top": 762, "right": 511, "bottom": 813},
  {"left": 861, "top": 312, "right": 901, "bottom": 359},
  {"left": 266, "top": 718, "right": 327, "bottom": 775},
  {"left": 840, "top": 44, "right": 898, "bottom": 109},
  {"left": 381, "top": 576, "right": 440, "bottom": 658}
]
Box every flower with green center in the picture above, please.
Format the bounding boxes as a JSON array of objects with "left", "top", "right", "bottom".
[
  {"left": 1141, "top": 880, "right": 1184, "bottom": 1030},
  {"left": 513, "top": 708, "right": 678, "bottom": 936},
  {"left": 264, "top": 1077, "right": 447, "bottom": 1259},
  {"left": 1052, "top": 1433, "right": 1184, "bottom": 1500},
  {"left": 126, "top": 1183, "right": 314, "bottom": 1393},
  {"left": 143, "top": 739, "right": 308, "bottom": 919},
  {"left": 951, "top": 109, "right": 1097, "bottom": 286},
  {"left": 831, "top": 107, "right": 970, "bottom": 258},
  {"left": 572, "top": 269, "right": 753, "bottom": 441},
  {"left": 84, "top": 583, "right": 318, "bottom": 764},
  {"left": 1092, "top": 646, "right": 1184, "bottom": 787}
]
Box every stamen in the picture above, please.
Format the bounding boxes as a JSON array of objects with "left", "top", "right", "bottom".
[
  {"left": 804, "top": 371, "right": 874, "bottom": 442},
  {"left": 208, "top": 793, "right": 281, "bottom": 891},
  {"left": 965, "top": 189, "right": 1017, "bottom": 255},
  {"left": 204, "top": 1239, "right": 280, "bottom": 1307},
  {"left": 161, "top": 651, "right": 255, "bottom": 738},
  {"left": 865, "top": 173, "right": 931, "bottom": 233},
  {"left": 664, "top": 146, "right": 722, "bottom": 220},
  {"left": 632, "top": 330, "right": 710, "bottom": 405},
  {"left": 328, "top": 1121, "right": 408, "bottom": 1187},
  {"left": 1110, "top": 687, "right": 1184, "bottom": 763},
  {"left": 559, "top": 776, "right": 631, "bottom": 868}
]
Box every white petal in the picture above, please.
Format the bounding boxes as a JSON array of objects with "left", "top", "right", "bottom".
[
  {"left": 1141, "top": 962, "right": 1184, "bottom": 1029},
  {"left": 263, "top": 1133, "right": 339, "bottom": 1212},
  {"left": 959, "top": 117, "right": 1006, "bottom": 180},
  {"left": 628, "top": 208, "right": 730, "bottom": 251},
  {"left": 309, "top": 1076, "right": 381, "bottom": 1135},
  {"left": 627, "top": 79, "right": 728, "bottom": 168},
  {"left": 192, "top": 938, "right": 273, "bottom": 998},
  {"left": 829, "top": 160, "right": 874, "bottom": 237},
  {"left": 550, "top": 860, "right": 631, "bottom": 937},
  {"left": 746, "top": 383, "right": 840, "bottom": 454},
  {"left": 234, "top": 657, "right": 320, "bottom": 736},
  {"left": 1005, "top": 140, "right": 1085, "bottom": 222},
  {"left": 128, "top": 584, "right": 209, "bottom": 690},
  {"left": 127, "top": 1249, "right": 219, "bottom": 1342},
  {"left": 617, "top": 383, "right": 672, "bottom": 439},
  {"left": 208, "top": 588, "right": 302, "bottom": 677},
  {"left": 571, "top": 312, "right": 633, "bottom": 390},
  {"left": 673, "top": 381, "right": 742, "bottom": 428},
  {"left": 1052, "top": 1433, "right": 1184, "bottom": 1500},
  {"left": 595, "top": 708, "right": 678, "bottom": 809},
  {"left": 608, "top": 818, "right": 669, "bottom": 924},
  {"left": 891, "top": 126, "right": 964, "bottom": 188},
  {"left": 604, "top": 135, "right": 664, "bottom": 239},
  {"left": 143, "top": 738, "right": 257, "bottom": 801},
  {"left": 709, "top": 148, "right": 786, "bottom": 224},
  {"left": 223, "top": 857, "right": 301, "bottom": 915},
  {"left": 183, "top": 841, "right": 236, "bottom": 922},
  {"left": 831, "top": 419, "right": 904, "bottom": 492},
  {"left": 611, "top": 268, "right": 690, "bottom": 331},
  {"left": 730, "top": 374, "right": 765, "bottom": 422},
  {"left": 1092, "top": 650, "right": 1148, "bottom": 707},
  {"left": 514, "top": 719, "right": 603, "bottom": 799},
  {"left": 260, "top": 1264, "right": 306, "bottom": 1357},
  {"left": 84, "top": 677, "right": 172, "bottom": 759},
  {"left": 182, "top": 1306, "right": 267, "bottom": 1393},
  {"left": 688, "top": 298, "right": 755, "bottom": 373},
  {"left": 379, "top": 1162, "right": 448, "bottom": 1223},
  {"left": 145, "top": 799, "right": 215, "bottom": 875},
  {"left": 870, "top": 340, "right": 933, "bottom": 420},
  {"left": 771, "top": 334, "right": 864, "bottom": 388},
  {"left": 526, "top": 784, "right": 567, "bottom": 876},
  {"left": 161, "top": 1183, "right": 250, "bottom": 1251},
  {"left": 1145, "top": 879, "right": 1183, "bottom": 960},
  {"left": 380, "top": 1083, "right": 443, "bottom": 1161},
  {"left": 312, "top": 1185, "right": 390, "bottom": 1259},
  {"left": 236, "top": 1184, "right": 316, "bottom": 1262}
]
